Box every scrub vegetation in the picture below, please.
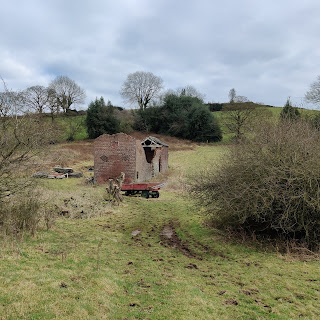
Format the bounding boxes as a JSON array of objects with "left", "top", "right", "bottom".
[
  {"left": 2, "top": 76, "right": 320, "bottom": 319},
  {"left": 1, "top": 135, "right": 320, "bottom": 319},
  {"left": 189, "top": 120, "right": 320, "bottom": 248}
]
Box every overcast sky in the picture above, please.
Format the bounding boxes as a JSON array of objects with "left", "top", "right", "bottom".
[{"left": 1, "top": 0, "right": 320, "bottom": 109}]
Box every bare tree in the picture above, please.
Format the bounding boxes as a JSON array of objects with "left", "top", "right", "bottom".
[
  {"left": 228, "top": 88, "right": 236, "bottom": 103},
  {"left": 24, "top": 85, "right": 49, "bottom": 114},
  {"left": 220, "top": 100, "right": 257, "bottom": 142},
  {"left": 305, "top": 75, "right": 320, "bottom": 106},
  {"left": 176, "top": 85, "right": 205, "bottom": 100},
  {"left": 234, "top": 95, "right": 250, "bottom": 103},
  {"left": 120, "top": 71, "right": 163, "bottom": 110},
  {"left": 0, "top": 91, "right": 12, "bottom": 120},
  {"left": 47, "top": 88, "right": 60, "bottom": 122},
  {"left": 0, "top": 81, "right": 53, "bottom": 200},
  {"left": 48, "top": 76, "right": 86, "bottom": 112},
  {"left": 0, "top": 80, "right": 25, "bottom": 125}
]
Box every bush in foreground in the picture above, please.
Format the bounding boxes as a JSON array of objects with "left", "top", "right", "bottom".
[{"left": 189, "top": 120, "right": 320, "bottom": 248}]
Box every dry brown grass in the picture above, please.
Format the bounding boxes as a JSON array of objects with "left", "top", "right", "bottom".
[
  {"left": 35, "top": 132, "right": 199, "bottom": 172},
  {"left": 31, "top": 140, "right": 94, "bottom": 172},
  {"left": 37, "top": 180, "right": 115, "bottom": 219},
  {"left": 58, "top": 140, "right": 94, "bottom": 160}
]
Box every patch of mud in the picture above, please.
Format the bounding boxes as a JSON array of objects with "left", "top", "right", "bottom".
[
  {"left": 224, "top": 298, "right": 238, "bottom": 306},
  {"left": 160, "top": 223, "right": 198, "bottom": 259},
  {"left": 160, "top": 222, "right": 228, "bottom": 260},
  {"left": 161, "top": 226, "right": 174, "bottom": 239}
]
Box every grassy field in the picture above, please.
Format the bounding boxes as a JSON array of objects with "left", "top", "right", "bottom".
[
  {"left": 213, "top": 106, "right": 320, "bottom": 143},
  {"left": 1, "top": 136, "right": 320, "bottom": 319}
]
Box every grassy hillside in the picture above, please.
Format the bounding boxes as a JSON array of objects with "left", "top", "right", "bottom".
[
  {"left": 214, "top": 106, "right": 320, "bottom": 143},
  {"left": 48, "top": 105, "right": 320, "bottom": 144},
  {"left": 1, "top": 137, "right": 320, "bottom": 319}
]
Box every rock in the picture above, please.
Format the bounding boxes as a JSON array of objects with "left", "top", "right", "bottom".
[
  {"left": 131, "top": 230, "right": 141, "bottom": 237},
  {"left": 67, "top": 172, "right": 83, "bottom": 178},
  {"left": 32, "top": 172, "right": 49, "bottom": 178},
  {"left": 48, "top": 172, "right": 66, "bottom": 179},
  {"left": 55, "top": 174, "right": 66, "bottom": 179},
  {"left": 54, "top": 166, "right": 74, "bottom": 174}
]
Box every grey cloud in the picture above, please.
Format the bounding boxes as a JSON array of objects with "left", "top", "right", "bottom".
[{"left": 0, "top": 0, "right": 320, "bottom": 108}]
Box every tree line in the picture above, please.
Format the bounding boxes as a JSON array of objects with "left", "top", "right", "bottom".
[
  {"left": 0, "top": 75, "right": 86, "bottom": 122},
  {"left": 2, "top": 71, "right": 320, "bottom": 144},
  {"left": 87, "top": 71, "right": 222, "bottom": 142}
]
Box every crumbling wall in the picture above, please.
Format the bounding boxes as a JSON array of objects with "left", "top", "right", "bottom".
[
  {"left": 94, "top": 133, "right": 136, "bottom": 184},
  {"left": 135, "top": 141, "right": 152, "bottom": 182},
  {"left": 94, "top": 134, "right": 169, "bottom": 184},
  {"left": 136, "top": 144, "right": 167, "bottom": 182},
  {"left": 159, "top": 147, "right": 169, "bottom": 173}
]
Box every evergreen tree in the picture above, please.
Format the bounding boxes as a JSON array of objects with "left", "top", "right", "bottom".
[
  {"left": 86, "top": 97, "right": 120, "bottom": 139},
  {"left": 280, "top": 98, "right": 300, "bottom": 120},
  {"left": 187, "top": 105, "right": 222, "bottom": 142},
  {"left": 133, "top": 93, "right": 222, "bottom": 142}
]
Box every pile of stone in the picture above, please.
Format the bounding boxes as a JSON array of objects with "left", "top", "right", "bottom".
[{"left": 33, "top": 166, "right": 83, "bottom": 179}]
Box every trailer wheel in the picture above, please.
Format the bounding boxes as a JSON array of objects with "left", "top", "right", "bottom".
[
  {"left": 141, "top": 191, "right": 149, "bottom": 199},
  {"left": 151, "top": 191, "right": 159, "bottom": 198}
]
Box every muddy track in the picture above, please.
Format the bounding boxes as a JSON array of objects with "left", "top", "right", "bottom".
[
  {"left": 160, "top": 222, "right": 228, "bottom": 260},
  {"left": 160, "top": 222, "right": 201, "bottom": 259}
]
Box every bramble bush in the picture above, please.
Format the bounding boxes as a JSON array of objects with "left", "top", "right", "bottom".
[{"left": 189, "top": 119, "right": 320, "bottom": 248}]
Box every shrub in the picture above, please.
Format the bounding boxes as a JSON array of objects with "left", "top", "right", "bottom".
[
  {"left": 206, "top": 102, "right": 224, "bottom": 112},
  {"left": 133, "top": 94, "right": 222, "bottom": 142},
  {"left": 311, "top": 113, "right": 320, "bottom": 131},
  {"left": 132, "top": 107, "right": 162, "bottom": 132},
  {"left": 189, "top": 120, "right": 320, "bottom": 247},
  {"left": 186, "top": 105, "right": 222, "bottom": 142},
  {"left": 0, "top": 192, "right": 42, "bottom": 236},
  {"left": 114, "top": 109, "right": 134, "bottom": 134}
]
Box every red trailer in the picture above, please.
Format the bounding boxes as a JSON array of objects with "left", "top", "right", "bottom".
[{"left": 121, "top": 182, "right": 167, "bottom": 198}]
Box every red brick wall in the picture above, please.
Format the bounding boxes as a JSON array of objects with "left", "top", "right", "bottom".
[
  {"left": 94, "top": 134, "right": 169, "bottom": 184},
  {"left": 94, "top": 133, "right": 136, "bottom": 184}
]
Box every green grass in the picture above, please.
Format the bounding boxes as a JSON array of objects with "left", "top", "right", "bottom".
[
  {"left": 213, "top": 106, "right": 320, "bottom": 143},
  {"left": 56, "top": 115, "right": 88, "bottom": 141},
  {"left": 42, "top": 114, "right": 88, "bottom": 141},
  {"left": 42, "top": 106, "right": 320, "bottom": 144},
  {"left": 1, "top": 145, "right": 320, "bottom": 319}
]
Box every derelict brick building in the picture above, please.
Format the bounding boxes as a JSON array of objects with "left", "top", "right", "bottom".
[{"left": 94, "top": 133, "right": 168, "bottom": 184}]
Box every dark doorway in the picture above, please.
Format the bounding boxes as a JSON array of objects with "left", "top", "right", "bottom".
[{"left": 144, "top": 147, "right": 155, "bottom": 163}]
